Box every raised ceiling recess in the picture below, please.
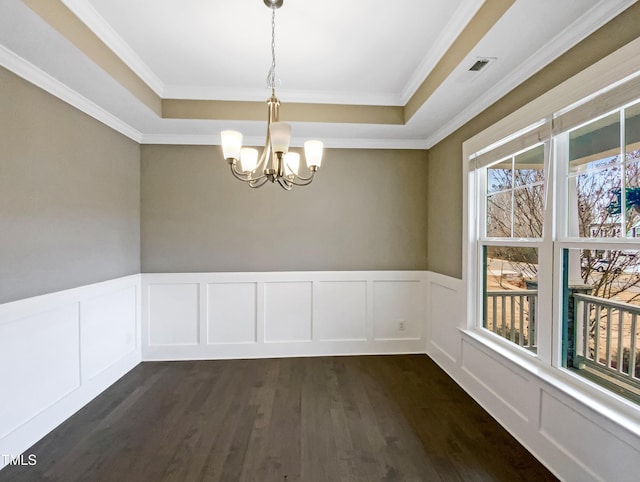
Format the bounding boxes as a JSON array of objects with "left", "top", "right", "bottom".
[{"left": 0, "top": 0, "right": 635, "bottom": 148}]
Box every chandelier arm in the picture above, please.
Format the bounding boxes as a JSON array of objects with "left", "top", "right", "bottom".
[
  {"left": 248, "top": 172, "right": 268, "bottom": 182},
  {"left": 230, "top": 163, "right": 259, "bottom": 182},
  {"left": 288, "top": 175, "right": 315, "bottom": 187},
  {"left": 255, "top": 147, "right": 269, "bottom": 174},
  {"left": 249, "top": 177, "right": 270, "bottom": 188},
  {"left": 277, "top": 177, "right": 292, "bottom": 191},
  {"left": 282, "top": 159, "right": 313, "bottom": 182},
  {"left": 230, "top": 160, "right": 270, "bottom": 183},
  {"left": 229, "top": 166, "right": 250, "bottom": 182},
  {"left": 261, "top": 138, "right": 273, "bottom": 173},
  {"left": 290, "top": 171, "right": 314, "bottom": 182},
  {"left": 230, "top": 160, "right": 244, "bottom": 173},
  {"left": 230, "top": 161, "right": 251, "bottom": 177}
]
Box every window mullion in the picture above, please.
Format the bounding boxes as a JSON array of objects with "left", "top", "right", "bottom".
[
  {"left": 536, "top": 141, "right": 554, "bottom": 365},
  {"left": 621, "top": 109, "right": 627, "bottom": 237},
  {"left": 511, "top": 156, "right": 515, "bottom": 237}
]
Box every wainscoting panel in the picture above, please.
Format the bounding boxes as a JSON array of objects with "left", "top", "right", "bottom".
[
  {"left": 461, "top": 339, "right": 533, "bottom": 424},
  {"left": 426, "top": 272, "right": 640, "bottom": 481},
  {"left": 539, "top": 390, "right": 640, "bottom": 481},
  {"left": 0, "top": 305, "right": 80, "bottom": 440},
  {"left": 373, "top": 280, "right": 423, "bottom": 340},
  {"left": 148, "top": 283, "right": 199, "bottom": 346},
  {"left": 81, "top": 286, "right": 137, "bottom": 381},
  {"left": 0, "top": 275, "right": 141, "bottom": 471},
  {"left": 207, "top": 282, "right": 257, "bottom": 344},
  {"left": 264, "top": 281, "right": 312, "bottom": 342},
  {"left": 427, "top": 274, "right": 463, "bottom": 363},
  {"left": 316, "top": 281, "right": 367, "bottom": 341},
  {"left": 142, "top": 271, "right": 428, "bottom": 360}
]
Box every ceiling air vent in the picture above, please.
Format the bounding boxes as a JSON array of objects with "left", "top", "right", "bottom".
[{"left": 469, "top": 58, "right": 495, "bottom": 72}]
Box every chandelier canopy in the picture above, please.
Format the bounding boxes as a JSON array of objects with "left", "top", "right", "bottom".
[{"left": 220, "top": 0, "right": 323, "bottom": 190}]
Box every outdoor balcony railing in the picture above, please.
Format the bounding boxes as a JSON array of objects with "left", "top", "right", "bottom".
[
  {"left": 485, "top": 290, "right": 537, "bottom": 350},
  {"left": 573, "top": 293, "right": 640, "bottom": 394},
  {"left": 485, "top": 289, "right": 640, "bottom": 400}
]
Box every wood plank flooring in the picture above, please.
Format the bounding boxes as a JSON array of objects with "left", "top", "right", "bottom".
[{"left": 0, "top": 355, "right": 557, "bottom": 481}]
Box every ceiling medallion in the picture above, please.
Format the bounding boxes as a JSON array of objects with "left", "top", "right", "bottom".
[{"left": 220, "top": 0, "right": 323, "bottom": 190}]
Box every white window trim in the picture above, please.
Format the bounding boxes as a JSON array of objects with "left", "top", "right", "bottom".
[{"left": 462, "top": 36, "right": 640, "bottom": 431}]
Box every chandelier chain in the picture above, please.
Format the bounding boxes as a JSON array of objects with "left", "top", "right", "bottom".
[{"left": 266, "top": 6, "right": 277, "bottom": 90}]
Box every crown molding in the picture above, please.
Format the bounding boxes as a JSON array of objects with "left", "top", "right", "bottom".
[
  {"left": 423, "top": 0, "right": 637, "bottom": 149},
  {"left": 162, "top": 85, "right": 404, "bottom": 106},
  {"left": 400, "top": 0, "right": 485, "bottom": 105},
  {"left": 141, "top": 134, "right": 218, "bottom": 146},
  {"left": 141, "top": 133, "right": 428, "bottom": 150},
  {"left": 0, "top": 44, "right": 142, "bottom": 143},
  {"left": 316, "top": 137, "right": 428, "bottom": 150},
  {"left": 61, "top": 0, "right": 165, "bottom": 97}
]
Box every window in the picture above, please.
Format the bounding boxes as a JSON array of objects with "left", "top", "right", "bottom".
[
  {"left": 470, "top": 75, "right": 640, "bottom": 404},
  {"left": 557, "top": 101, "right": 640, "bottom": 402},
  {"left": 482, "top": 245, "right": 539, "bottom": 350},
  {"left": 563, "top": 248, "right": 640, "bottom": 401},
  {"left": 486, "top": 145, "right": 545, "bottom": 238},
  {"left": 479, "top": 144, "right": 546, "bottom": 353},
  {"left": 566, "top": 111, "right": 622, "bottom": 239}
]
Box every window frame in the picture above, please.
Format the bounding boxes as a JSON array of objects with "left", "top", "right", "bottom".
[
  {"left": 462, "top": 40, "right": 640, "bottom": 433},
  {"left": 466, "top": 71, "right": 640, "bottom": 407}
]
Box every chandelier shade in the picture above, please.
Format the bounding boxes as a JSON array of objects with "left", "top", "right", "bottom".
[
  {"left": 284, "top": 152, "right": 300, "bottom": 177},
  {"left": 220, "top": 0, "right": 323, "bottom": 190},
  {"left": 239, "top": 147, "right": 259, "bottom": 172},
  {"left": 269, "top": 122, "right": 292, "bottom": 154},
  {"left": 221, "top": 130, "right": 243, "bottom": 161},
  {"left": 304, "top": 140, "right": 323, "bottom": 168}
]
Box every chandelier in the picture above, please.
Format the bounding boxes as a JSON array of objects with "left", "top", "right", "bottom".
[{"left": 220, "top": 0, "right": 323, "bottom": 190}]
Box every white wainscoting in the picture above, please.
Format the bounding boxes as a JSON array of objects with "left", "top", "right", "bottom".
[
  {"left": 142, "top": 271, "right": 428, "bottom": 360},
  {"left": 6, "top": 269, "right": 639, "bottom": 479},
  {"left": 426, "top": 271, "right": 640, "bottom": 481},
  {"left": 0, "top": 275, "right": 141, "bottom": 470}
]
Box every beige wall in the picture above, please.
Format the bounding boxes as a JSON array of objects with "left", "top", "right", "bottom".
[
  {"left": 7, "top": 3, "right": 639, "bottom": 293},
  {"left": 141, "top": 145, "right": 428, "bottom": 272},
  {"left": 427, "top": 3, "right": 640, "bottom": 279},
  {"left": 0, "top": 67, "right": 140, "bottom": 303}
]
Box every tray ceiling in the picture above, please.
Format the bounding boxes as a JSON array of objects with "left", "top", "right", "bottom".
[{"left": 0, "top": 0, "right": 636, "bottom": 148}]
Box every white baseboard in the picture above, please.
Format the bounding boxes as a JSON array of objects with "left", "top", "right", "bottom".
[{"left": 0, "top": 275, "right": 141, "bottom": 470}]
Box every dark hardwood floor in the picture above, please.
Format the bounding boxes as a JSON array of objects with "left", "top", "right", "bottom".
[{"left": 0, "top": 355, "right": 557, "bottom": 481}]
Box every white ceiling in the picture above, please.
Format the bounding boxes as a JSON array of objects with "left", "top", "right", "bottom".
[
  {"left": 0, "top": 0, "right": 636, "bottom": 148},
  {"left": 85, "top": 0, "right": 480, "bottom": 105}
]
